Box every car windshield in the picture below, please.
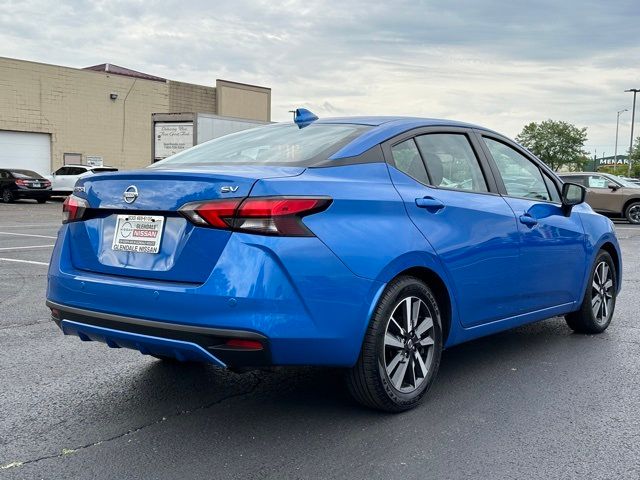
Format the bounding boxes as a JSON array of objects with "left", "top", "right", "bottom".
[
  {"left": 606, "top": 174, "right": 640, "bottom": 188},
  {"left": 10, "top": 170, "right": 43, "bottom": 179},
  {"left": 150, "top": 123, "right": 370, "bottom": 167},
  {"left": 91, "top": 168, "right": 118, "bottom": 173}
]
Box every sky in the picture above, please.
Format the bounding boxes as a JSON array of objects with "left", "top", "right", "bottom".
[{"left": 0, "top": 0, "right": 638, "bottom": 157}]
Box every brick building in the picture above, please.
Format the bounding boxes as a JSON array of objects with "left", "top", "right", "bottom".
[{"left": 0, "top": 57, "right": 271, "bottom": 174}]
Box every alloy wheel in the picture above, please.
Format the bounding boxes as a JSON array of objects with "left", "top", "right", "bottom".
[
  {"left": 383, "top": 296, "right": 435, "bottom": 393},
  {"left": 628, "top": 204, "right": 640, "bottom": 224},
  {"left": 591, "top": 261, "right": 614, "bottom": 324}
]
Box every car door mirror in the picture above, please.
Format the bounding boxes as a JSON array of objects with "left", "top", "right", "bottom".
[
  {"left": 607, "top": 182, "right": 619, "bottom": 191},
  {"left": 561, "top": 182, "right": 586, "bottom": 214}
]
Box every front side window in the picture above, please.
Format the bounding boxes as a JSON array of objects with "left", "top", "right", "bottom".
[
  {"left": 390, "top": 139, "right": 430, "bottom": 184},
  {"left": 151, "top": 123, "right": 369, "bottom": 167},
  {"left": 483, "top": 137, "right": 551, "bottom": 201},
  {"left": 415, "top": 134, "right": 488, "bottom": 193}
]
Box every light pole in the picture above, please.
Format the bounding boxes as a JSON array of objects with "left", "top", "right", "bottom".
[
  {"left": 626, "top": 88, "right": 640, "bottom": 176},
  {"left": 614, "top": 108, "right": 628, "bottom": 175}
]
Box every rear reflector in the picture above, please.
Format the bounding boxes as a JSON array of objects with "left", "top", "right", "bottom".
[
  {"left": 179, "top": 196, "right": 331, "bottom": 236},
  {"left": 225, "top": 339, "right": 263, "bottom": 350},
  {"left": 62, "top": 195, "right": 89, "bottom": 224}
]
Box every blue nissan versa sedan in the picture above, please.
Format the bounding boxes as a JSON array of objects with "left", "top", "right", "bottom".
[{"left": 47, "top": 110, "right": 622, "bottom": 412}]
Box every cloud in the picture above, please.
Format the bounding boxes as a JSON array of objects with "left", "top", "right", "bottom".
[{"left": 0, "top": 0, "right": 638, "bottom": 155}]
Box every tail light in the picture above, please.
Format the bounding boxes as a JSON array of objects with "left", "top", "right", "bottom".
[
  {"left": 15, "top": 179, "right": 28, "bottom": 186},
  {"left": 179, "top": 196, "right": 331, "bottom": 236},
  {"left": 43, "top": 180, "right": 51, "bottom": 187},
  {"left": 62, "top": 195, "right": 89, "bottom": 224}
]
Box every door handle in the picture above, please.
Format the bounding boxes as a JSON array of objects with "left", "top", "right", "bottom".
[
  {"left": 519, "top": 214, "right": 538, "bottom": 227},
  {"left": 415, "top": 196, "right": 445, "bottom": 211}
]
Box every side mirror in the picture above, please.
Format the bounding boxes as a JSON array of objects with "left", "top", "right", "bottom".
[
  {"left": 561, "top": 182, "right": 586, "bottom": 215},
  {"left": 607, "top": 182, "right": 619, "bottom": 191}
]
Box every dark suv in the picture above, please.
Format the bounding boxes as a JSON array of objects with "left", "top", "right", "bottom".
[{"left": 0, "top": 169, "right": 52, "bottom": 203}]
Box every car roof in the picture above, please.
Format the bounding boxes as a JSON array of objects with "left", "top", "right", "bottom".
[
  {"left": 60, "top": 164, "right": 117, "bottom": 169},
  {"left": 315, "top": 116, "right": 501, "bottom": 159}
]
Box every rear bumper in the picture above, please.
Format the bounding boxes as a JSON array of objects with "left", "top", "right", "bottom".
[
  {"left": 48, "top": 300, "right": 270, "bottom": 367},
  {"left": 47, "top": 224, "right": 383, "bottom": 367},
  {"left": 14, "top": 189, "right": 51, "bottom": 199}
]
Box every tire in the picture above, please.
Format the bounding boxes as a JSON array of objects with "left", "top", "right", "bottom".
[
  {"left": 2, "top": 188, "right": 14, "bottom": 203},
  {"left": 565, "top": 250, "right": 617, "bottom": 334},
  {"left": 346, "top": 276, "right": 443, "bottom": 412},
  {"left": 625, "top": 201, "right": 640, "bottom": 224},
  {"left": 36, "top": 198, "right": 47, "bottom": 204}
]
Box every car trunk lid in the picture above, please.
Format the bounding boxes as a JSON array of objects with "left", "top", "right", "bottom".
[{"left": 68, "top": 166, "right": 304, "bottom": 283}]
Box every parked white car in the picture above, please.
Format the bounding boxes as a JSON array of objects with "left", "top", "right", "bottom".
[{"left": 46, "top": 165, "right": 118, "bottom": 195}]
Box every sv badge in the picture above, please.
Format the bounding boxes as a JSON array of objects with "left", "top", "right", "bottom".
[{"left": 220, "top": 186, "right": 239, "bottom": 193}]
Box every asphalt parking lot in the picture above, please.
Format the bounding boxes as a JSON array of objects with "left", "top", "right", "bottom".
[{"left": 1, "top": 200, "right": 639, "bottom": 480}]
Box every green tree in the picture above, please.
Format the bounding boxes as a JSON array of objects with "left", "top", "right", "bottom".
[
  {"left": 629, "top": 136, "right": 640, "bottom": 178},
  {"left": 515, "top": 120, "right": 588, "bottom": 171}
]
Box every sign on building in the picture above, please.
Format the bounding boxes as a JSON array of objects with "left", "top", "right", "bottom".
[
  {"left": 86, "top": 155, "right": 103, "bottom": 167},
  {"left": 154, "top": 122, "right": 194, "bottom": 160}
]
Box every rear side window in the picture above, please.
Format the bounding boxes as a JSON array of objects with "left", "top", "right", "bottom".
[
  {"left": 415, "top": 134, "right": 488, "bottom": 193},
  {"left": 483, "top": 137, "right": 551, "bottom": 201},
  {"left": 390, "top": 139, "right": 430, "bottom": 184},
  {"left": 10, "top": 170, "right": 42, "bottom": 179},
  {"left": 151, "top": 123, "right": 370, "bottom": 167}
]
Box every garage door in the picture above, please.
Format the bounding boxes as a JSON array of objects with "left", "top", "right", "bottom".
[{"left": 0, "top": 131, "right": 51, "bottom": 176}]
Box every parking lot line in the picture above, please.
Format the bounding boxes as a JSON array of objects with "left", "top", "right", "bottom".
[
  {"left": 0, "top": 224, "right": 60, "bottom": 228},
  {"left": 0, "top": 245, "right": 55, "bottom": 251},
  {"left": 0, "top": 231, "right": 57, "bottom": 239},
  {"left": 0, "top": 257, "right": 49, "bottom": 266}
]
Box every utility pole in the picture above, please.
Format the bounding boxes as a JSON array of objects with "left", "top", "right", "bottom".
[
  {"left": 626, "top": 88, "right": 639, "bottom": 176},
  {"left": 614, "top": 109, "right": 628, "bottom": 176}
]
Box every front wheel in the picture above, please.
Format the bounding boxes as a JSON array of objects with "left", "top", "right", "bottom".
[
  {"left": 346, "top": 276, "right": 443, "bottom": 412},
  {"left": 565, "top": 250, "right": 617, "bottom": 334},
  {"left": 625, "top": 201, "right": 640, "bottom": 224}
]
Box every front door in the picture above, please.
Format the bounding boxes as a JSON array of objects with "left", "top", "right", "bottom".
[
  {"left": 479, "top": 135, "right": 587, "bottom": 313},
  {"left": 386, "top": 131, "right": 522, "bottom": 327}
]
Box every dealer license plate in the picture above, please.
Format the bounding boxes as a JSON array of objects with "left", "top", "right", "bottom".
[{"left": 111, "top": 215, "right": 164, "bottom": 254}]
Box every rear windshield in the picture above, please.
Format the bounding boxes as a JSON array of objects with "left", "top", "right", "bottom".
[
  {"left": 10, "top": 170, "right": 43, "bottom": 179},
  {"left": 91, "top": 168, "right": 118, "bottom": 173},
  {"left": 150, "top": 123, "right": 369, "bottom": 167}
]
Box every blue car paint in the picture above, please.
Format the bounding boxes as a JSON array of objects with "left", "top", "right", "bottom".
[
  {"left": 47, "top": 117, "right": 623, "bottom": 367},
  {"left": 324, "top": 117, "right": 498, "bottom": 160},
  {"left": 387, "top": 165, "right": 524, "bottom": 327}
]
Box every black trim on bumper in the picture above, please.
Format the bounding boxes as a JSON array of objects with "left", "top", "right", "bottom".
[{"left": 46, "top": 300, "right": 272, "bottom": 368}]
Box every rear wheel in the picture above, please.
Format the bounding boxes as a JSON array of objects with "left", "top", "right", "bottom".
[
  {"left": 565, "top": 250, "right": 617, "bottom": 333},
  {"left": 2, "top": 189, "right": 14, "bottom": 203},
  {"left": 625, "top": 201, "right": 640, "bottom": 224},
  {"left": 347, "top": 276, "right": 442, "bottom": 412}
]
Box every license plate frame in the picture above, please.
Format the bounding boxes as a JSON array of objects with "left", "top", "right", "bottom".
[{"left": 111, "top": 214, "right": 165, "bottom": 254}]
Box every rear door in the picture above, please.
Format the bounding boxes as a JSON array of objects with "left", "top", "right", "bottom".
[
  {"left": 477, "top": 133, "right": 587, "bottom": 312},
  {"left": 384, "top": 128, "right": 522, "bottom": 327}
]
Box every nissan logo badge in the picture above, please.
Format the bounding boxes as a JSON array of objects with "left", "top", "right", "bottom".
[{"left": 123, "top": 185, "right": 139, "bottom": 204}]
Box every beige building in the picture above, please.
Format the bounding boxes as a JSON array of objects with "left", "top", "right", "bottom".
[{"left": 0, "top": 57, "right": 271, "bottom": 174}]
